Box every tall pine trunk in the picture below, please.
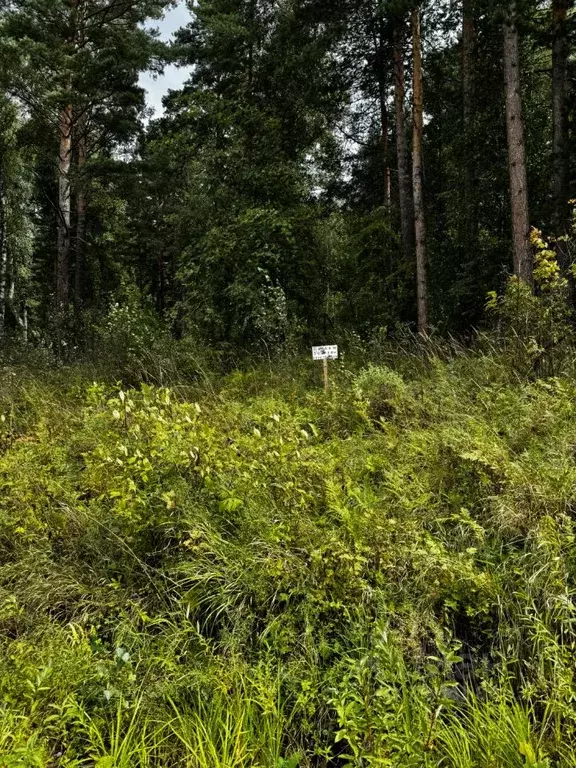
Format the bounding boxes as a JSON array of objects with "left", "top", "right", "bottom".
[
  {"left": 378, "top": 73, "right": 391, "bottom": 207},
  {"left": 374, "top": 24, "right": 391, "bottom": 208},
  {"left": 74, "top": 0, "right": 87, "bottom": 314},
  {"left": 412, "top": 6, "right": 428, "bottom": 332},
  {"left": 393, "top": 21, "right": 415, "bottom": 261},
  {"left": 56, "top": 101, "right": 73, "bottom": 314},
  {"left": 552, "top": 0, "right": 570, "bottom": 250},
  {"left": 74, "top": 122, "right": 87, "bottom": 313},
  {"left": 0, "top": 161, "right": 6, "bottom": 342},
  {"left": 56, "top": 0, "right": 79, "bottom": 320},
  {"left": 503, "top": 2, "right": 532, "bottom": 284},
  {"left": 462, "top": 0, "right": 477, "bottom": 256}
]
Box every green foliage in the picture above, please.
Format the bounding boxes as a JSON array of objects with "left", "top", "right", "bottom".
[
  {"left": 0, "top": 0, "right": 573, "bottom": 347},
  {"left": 3, "top": 348, "right": 576, "bottom": 763},
  {"left": 0, "top": 94, "right": 35, "bottom": 342},
  {"left": 353, "top": 363, "right": 411, "bottom": 423},
  {"left": 485, "top": 228, "right": 575, "bottom": 376}
]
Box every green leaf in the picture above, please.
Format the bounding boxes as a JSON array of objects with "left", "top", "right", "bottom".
[
  {"left": 219, "top": 497, "right": 243, "bottom": 513},
  {"left": 95, "top": 757, "right": 115, "bottom": 768}
]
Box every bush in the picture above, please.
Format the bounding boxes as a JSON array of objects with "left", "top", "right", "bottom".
[
  {"left": 2, "top": 351, "right": 576, "bottom": 764},
  {"left": 485, "top": 228, "right": 576, "bottom": 377},
  {"left": 353, "top": 363, "right": 412, "bottom": 423}
]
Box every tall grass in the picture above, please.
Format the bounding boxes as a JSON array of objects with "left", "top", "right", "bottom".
[{"left": 3, "top": 344, "right": 576, "bottom": 765}]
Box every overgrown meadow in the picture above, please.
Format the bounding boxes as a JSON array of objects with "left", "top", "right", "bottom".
[{"left": 2, "top": 338, "right": 576, "bottom": 767}]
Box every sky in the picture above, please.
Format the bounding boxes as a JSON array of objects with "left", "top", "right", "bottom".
[{"left": 139, "top": 2, "right": 193, "bottom": 117}]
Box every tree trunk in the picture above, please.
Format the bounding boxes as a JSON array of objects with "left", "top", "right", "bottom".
[
  {"left": 378, "top": 80, "right": 391, "bottom": 208},
  {"left": 412, "top": 6, "right": 428, "bottom": 333},
  {"left": 394, "top": 21, "right": 415, "bottom": 262},
  {"left": 56, "top": 0, "right": 79, "bottom": 320},
  {"left": 245, "top": 0, "right": 256, "bottom": 166},
  {"left": 552, "top": 0, "right": 570, "bottom": 252},
  {"left": 56, "top": 101, "right": 73, "bottom": 314},
  {"left": 462, "top": 0, "right": 477, "bottom": 256},
  {"left": 0, "top": 157, "right": 27, "bottom": 343},
  {"left": 8, "top": 254, "right": 27, "bottom": 342},
  {"left": 0, "top": 161, "right": 6, "bottom": 343},
  {"left": 374, "top": 24, "right": 391, "bottom": 208},
  {"left": 503, "top": 3, "right": 532, "bottom": 284},
  {"left": 74, "top": 0, "right": 87, "bottom": 314},
  {"left": 74, "top": 127, "right": 87, "bottom": 312}
]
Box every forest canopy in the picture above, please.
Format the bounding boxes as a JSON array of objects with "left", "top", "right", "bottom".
[{"left": 0, "top": 0, "right": 573, "bottom": 354}]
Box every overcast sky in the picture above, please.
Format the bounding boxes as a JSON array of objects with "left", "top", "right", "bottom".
[{"left": 139, "top": 1, "right": 192, "bottom": 116}]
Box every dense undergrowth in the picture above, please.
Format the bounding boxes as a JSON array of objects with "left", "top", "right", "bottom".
[{"left": 3, "top": 339, "right": 576, "bottom": 766}]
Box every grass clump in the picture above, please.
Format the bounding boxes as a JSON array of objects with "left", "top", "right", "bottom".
[{"left": 2, "top": 349, "right": 576, "bottom": 765}]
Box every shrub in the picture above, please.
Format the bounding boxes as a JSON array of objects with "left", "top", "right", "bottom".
[
  {"left": 353, "top": 363, "right": 412, "bottom": 424},
  {"left": 2, "top": 351, "right": 576, "bottom": 764}
]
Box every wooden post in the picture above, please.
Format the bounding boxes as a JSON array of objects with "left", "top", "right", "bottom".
[{"left": 312, "top": 346, "right": 338, "bottom": 391}]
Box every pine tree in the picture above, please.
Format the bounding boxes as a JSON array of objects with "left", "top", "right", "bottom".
[
  {"left": 393, "top": 14, "right": 415, "bottom": 263},
  {"left": 551, "top": 0, "right": 571, "bottom": 254},
  {"left": 462, "top": 0, "right": 477, "bottom": 260},
  {"left": 0, "top": 96, "right": 35, "bottom": 342},
  {"left": 156, "top": 0, "right": 345, "bottom": 342},
  {"left": 0, "top": 0, "right": 170, "bottom": 327},
  {"left": 411, "top": 3, "right": 428, "bottom": 331},
  {"left": 503, "top": 0, "right": 532, "bottom": 284}
]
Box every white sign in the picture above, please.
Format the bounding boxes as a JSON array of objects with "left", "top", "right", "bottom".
[{"left": 312, "top": 345, "right": 339, "bottom": 361}]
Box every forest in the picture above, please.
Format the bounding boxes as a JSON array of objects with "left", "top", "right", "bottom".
[{"left": 1, "top": 0, "right": 576, "bottom": 765}]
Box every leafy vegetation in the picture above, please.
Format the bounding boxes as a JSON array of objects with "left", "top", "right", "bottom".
[
  {"left": 1, "top": 0, "right": 576, "bottom": 763},
  {"left": 0, "top": 0, "right": 574, "bottom": 347},
  {"left": 3, "top": 333, "right": 576, "bottom": 765}
]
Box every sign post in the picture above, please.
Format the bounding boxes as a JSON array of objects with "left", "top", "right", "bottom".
[{"left": 312, "top": 345, "right": 338, "bottom": 392}]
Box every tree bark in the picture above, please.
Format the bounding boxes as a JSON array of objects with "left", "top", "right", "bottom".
[
  {"left": 552, "top": 0, "right": 571, "bottom": 251},
  {"left": 56, "top": 0, "right": 79, "bottom": 320},
  {"left": 394, "top": 21, "right": 415, "bottom": 262},
  {"left": 0, "top": 161, "right": 6, "bottom": 343},
  {"left": 503, "top": 2, "right": 532, "bottom": 284},
  {"left": 74, "top": 0, "right": 87, "bottom": 314},
  {"left": 374, "top": 22, "right": 391, "bottom": 208},
  {"left": 74, "top": 120, "right": 87, "bottom": 312},
  {"left": 462, "top": 0, "right": 477, "bottom": 255},
  {"left": 56, "top": 101, "right": 73, "bottom": 314},
  {"left": 411, "top": 6, "right": 428, "bottom": 333},
  {"left": 378, "top": 78, "right": 391, "bottom": 208},
  {"left": 8, "top": 253, "right": 27, "bottom": 342},
  {"left": 0, "top": 145, "right": 27, "bottom": 343}
]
